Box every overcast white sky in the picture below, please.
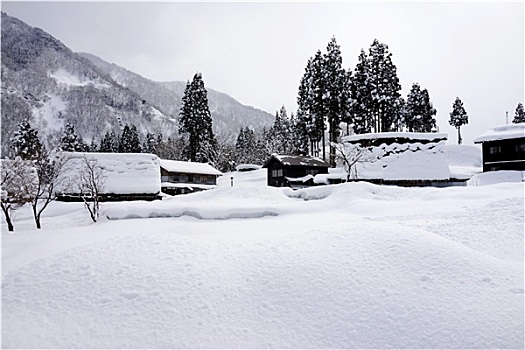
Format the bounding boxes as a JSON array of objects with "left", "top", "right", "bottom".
[{"left": 2, "top": 1, "right": 523, "bottom": 144}]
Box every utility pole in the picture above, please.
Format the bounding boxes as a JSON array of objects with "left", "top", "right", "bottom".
[{"left": 506, "top": 111, "right": 509, "bottom": 125}]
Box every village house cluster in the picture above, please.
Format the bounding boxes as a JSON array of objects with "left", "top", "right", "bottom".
[{"left": 56, "top": 125, "right": 525, "bottom": 201}]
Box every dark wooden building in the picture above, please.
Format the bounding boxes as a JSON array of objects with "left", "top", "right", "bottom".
[
  {"left": 262, "top": 155, "right": 330, "bottom": 188},
  {"left": 160, "top": 159, "right": 222, "bottom": 195},
  {"left": 474, "top": 124, "right": 525, "bottom": 172}
]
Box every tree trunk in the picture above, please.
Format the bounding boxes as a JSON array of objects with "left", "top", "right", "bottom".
[
  {"left": 1, "top": 205, "right": 14, "bottom": 232},
  {"left": 322, "top": 130, "right": 326, "bottom": 162},
  {"left": 32, "top": 204, "right": 42, "bottom": 229},
  {"left": 457, "top": 127, "right": 462, "bottom": 145}
]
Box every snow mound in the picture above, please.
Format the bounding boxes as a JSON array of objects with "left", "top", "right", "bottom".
[
  {"left": 446, "top": 144, "right": 482, "bottom": 179},
  {"left": 446, "top": 144, "right": 482, "bottom": 167},
  {"left": 3, "top": 163, "right": 523, "bottom": 348},
  {"left": 105, "top": 186, "right": 294, "bottom": 220},
  {"left": 3, "top": 198, "right": 523, "bottom": 348},
  {"left": 467, "top": 170, "right": 525, "bottom": 186},
  {"left": 218, "top": 168, "right": 267, "bottom": 188}
]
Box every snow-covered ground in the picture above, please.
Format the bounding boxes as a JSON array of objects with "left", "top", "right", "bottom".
[
  {"left": 2, "top": 168, "right": 524, "bottom": 348},
  {"left": 447, "top": 144, "right": 482, "bottom": 179}
]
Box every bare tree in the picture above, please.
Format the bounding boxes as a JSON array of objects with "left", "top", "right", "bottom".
[
  {"left": 76, "top": 156, "right": 106, "bottom": 222},
  {"left": 332, "top": 142, "right": 374, "bottom": 181},
  {"left": 30, "top": 151, "right": 72, "bottom": 229},
  {"left": 1, "top": 157, "right": 38, "bottom": 231}
]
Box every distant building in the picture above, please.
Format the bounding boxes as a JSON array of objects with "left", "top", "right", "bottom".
[
  {"left": 160, "top": 159, "right": 222, "bottom": 195},
  {"left": 474, "top": 123, "right": 525, "bottom": 172},
  {"left": 262, "top": 155, "right": 330, "bottom": 188},
  {"left": 235, "top": 164, "right": 262, "bottom": 172},
  {"left": 342, "top": 132, "right": 454, "bottom": 186}
]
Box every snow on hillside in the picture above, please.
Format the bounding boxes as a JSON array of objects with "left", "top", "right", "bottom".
[
  {"left": 2, "top": 167, "right": 523, "bottom": 348},
  {"left": 32, "top": 93, "right": 67, "bottom": 133},
  {"left": 49, "top": 68, "right": 110, "bottom": 88}
]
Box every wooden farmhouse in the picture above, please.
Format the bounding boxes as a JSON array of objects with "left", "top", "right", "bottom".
[
  {"left": 474, "top": 123, "right": 525, "bottom": 172},
  {"left": 160, "top": 159, "right": 222, "bottom": 195},
  {"left": 342, "top": 132, "right": 455, "bottom": 187},
  {"left": 56, "top": 152, "right": 162, "bottom": 201},
  {"left": 263, "top": 154, "right": 330, "bottom": 188}
]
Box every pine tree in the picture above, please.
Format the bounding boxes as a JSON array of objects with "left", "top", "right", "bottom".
[
  {"left": 310, "top": 50, "right": 328, "bottom": 160},
  {"left": 235, "top": 127, "right": 247, "bottom": 163},
  {"left": 87, "top": 137, "right": 98, "bottom": 152},
  {"left": 118, "top": 125, "right": 132, "bottom": 153},
  {"left": 60, "top": 122, "right": 86, "bottom": 152},
  {"left": 142, "top": 132, "right": 158, "bottom": 155},
  {"left": 404, "top": 83, "right": 437, "bottom": 132},
  {"left": 11, "top": 120, "right": 43, "bottom": 161},
  {"left": 324, "top": 37, "right": 349, "bottom": 166},
  {"left": 350, "top": 49, "right": 373, "bottom": 134},
  {"left": 367, "top": 39, "right": 402, "bottom": 133},
  {"left": 291, "top": 110, "right": 310, "bottom": 155},
  {"left": 297, "top": 51, "right": 327, "bottom": 159},
  {"left": 118, "top": 125, "right": 142, "bottom": 153},
  {"left": 449, "top": 97, "right": 468, "bottom": 145},
  {"left": 129, "top": 125, "right": 142, "bottom": 153},
  {"left": 179, "top": 72, "right": 217, "bottom": 163},
  {"left": 513, "top": 103, "right": 525, "bottom": 123},
  {"left": 99, "top": 131, "right": 118, "bottom": 153},
  {"left": 297, "top": 58, "right": 315, "bottom": 154},
  {"left": 267, "top": 106, "right": 294, "bottom": 155},
  {"left": 235, "top": 127, "right": 258, "bottom": 164},
  {"left": 418, "top": 89, "right": 437, "bottom": 132}
]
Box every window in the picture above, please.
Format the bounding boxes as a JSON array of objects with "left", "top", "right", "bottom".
[
  {"left": 272, "top": 169, "right": 283, "bottom": 177},
  {"left": 489, "top": 146, "right": 502, "bottom": 155},
  {"left": 306, "top": 169, "right": 319, "bottom": 176},
  {"left": 515, "top": 144, "right": 525, "bottom": 153},
  {"left": 175, "top": 174, "right": 188, "bottom": 183}
]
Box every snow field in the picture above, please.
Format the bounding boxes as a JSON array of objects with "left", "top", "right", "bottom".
[{"left": 2, "top": 168, "right": 524, "bottom": 348}]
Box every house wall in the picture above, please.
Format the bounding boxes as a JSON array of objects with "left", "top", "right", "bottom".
[
  {"left": 161, "top": 168, "right": 217, "bottom": 185},
  {"left": 266, "top": 158, "right": 285, "bottom": 187},
  {"left": 266, "top": 158, "right": 328, "bottom": 187},
  {"left": 481, "top": 138, "right": 525, "bottom": 172}
]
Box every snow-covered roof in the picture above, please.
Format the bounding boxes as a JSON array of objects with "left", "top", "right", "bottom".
[
  {"left": 236, "top": 164, "right": 262, "bottom": 171},
  {"left": 58, "top": 152, "right": 161, "bottom": 194},
  {"left": 160, "top": 159, "right": 222, "bottom": 176},
  {"left": 343, "top": 132, "right": 447, "bottom": 143},
  {"left": 264, "top": 155, "right": 330, "bottom": 168},
  {"left": 473, "top": 123, "right": 525, "bottom": 143},
  {"left": 344, "top": 139, "right": 450, "bottom": 181}
]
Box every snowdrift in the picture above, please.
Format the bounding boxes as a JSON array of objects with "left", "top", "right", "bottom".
[{"left": 2, "top": 160, "right": 523, "bottom": 349}]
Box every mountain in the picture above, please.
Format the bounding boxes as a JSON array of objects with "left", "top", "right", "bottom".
[
  {"left": 1, "top": 12, "right": 274, "bottom": 156},
  {"left": 80, "top": 52, "right": 274, "bottom": 140},
  {"left": 1, "top": 12, "right": 179, "bottom": 156}
]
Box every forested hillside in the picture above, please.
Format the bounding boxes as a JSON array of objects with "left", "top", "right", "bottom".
[{"left": 1, "top": 12, "right": 273, "bottom": 156}]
